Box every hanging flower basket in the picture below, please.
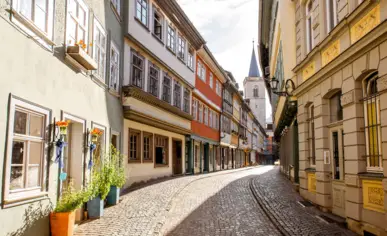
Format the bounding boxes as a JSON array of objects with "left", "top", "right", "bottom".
[
  {"left": 56, "top": 121, "right": 70, "bottom": 135},
  {"left": 90, "top": 128, "right": 103, "bottom": 143}
]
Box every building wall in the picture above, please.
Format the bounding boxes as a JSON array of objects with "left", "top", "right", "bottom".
[
  {"left": 191, "top": 96, "right": 220, "bottom": 142},
  {"left": 123, "top": 120, "right": 186, "bottom": 187},
  {"left": 0, "top": 0, "right": 123, "bottom": 234},
  {"left": 126, "top": 0, "right": 196, "bottom": 87},
  {"left": 293, "top": 0, "right": 387, "bottom": 234},
  {"left": 195, "top": 56, "right": 222, "bottom": 108}
]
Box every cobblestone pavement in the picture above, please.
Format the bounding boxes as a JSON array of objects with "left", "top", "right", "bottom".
[
  {"left": 74, "top": 166, "right": 356, "bottom": 236},
  {"left": 250, "top": 167, "right": 356, "bottom": 236}
]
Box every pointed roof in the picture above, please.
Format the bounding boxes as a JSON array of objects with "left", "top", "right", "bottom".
[{"left": 248, "top": 42, "right": 260, "bottom": 77}]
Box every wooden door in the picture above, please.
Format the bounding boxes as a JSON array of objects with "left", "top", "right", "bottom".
[{"left": 173, "top": 140, "right": 182, "bottom": 175}]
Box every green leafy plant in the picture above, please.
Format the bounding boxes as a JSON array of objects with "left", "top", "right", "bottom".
[
  {"left": 88, "top": 156, "right": 113, "bottom": 200},
  {"left": 54, "top": 185, "right": 89, "bottom": 213},
  {"left": 109, "top": 145, "right": 126, "bottom": 188}
]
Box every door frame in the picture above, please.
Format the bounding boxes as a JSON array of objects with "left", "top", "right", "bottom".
[{"left": 172, "top": 138, "right": 183, "bottom": 175}]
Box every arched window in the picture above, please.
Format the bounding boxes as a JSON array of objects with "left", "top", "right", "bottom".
[
  {"left": 253, "top": 86, "right": 259, "bottom": 97},
  {"left": 329, "top": 91, "right": 343, "bottom": 123},
  {"left": 363, "top": 74, "right": 382, "bottom": 170}
]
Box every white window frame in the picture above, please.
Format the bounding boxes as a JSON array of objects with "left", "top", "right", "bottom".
[
  {"left": 91, "top": 122, "right": 107, "bottom": 162},
  {"left": 93, "top": 18, "right": 107, "bottom": 81},
  {"left": 110, "top": 41, "right": 120, "bottom": 92},
  {"left": 111, "top": 129, "right": 121, "bottom": 152},
  {"left": 167, "top": 24, "right": 176, "bottom": 52},
  {"left": 326, "top": 0, "right": 338, "bottom": 33},
  {"left": 192, "top": 99, "right": 198, "bottom": 120},
  {"left": 198, "top": 102, "right": 203, "bottom": 123},
  {"left": 209, "top": 73, "right": 214, "bottom": 88},
  {"left": 135, "top": 0, "right": 148, "bottom": 26},
  {"left": 111, "top": 0, "right": 120, "bottom": 15},
  {"left": 329, "top": 126, "right": 344, "bottom": 181},
  {"left": 4, "top": 97, "right": 50, "bottom": 204},
  {"left": 65, "top": 0, "right": 89, "bottom": 49},
  {"left": 216, "top": 80, "right": 222, "bottom": 96},
  {"left": 178, "top": 34, "right": 186, "bottom": 61},
  {"left": 187, "top": 46, "right": 194, "bottom": 70},
  {"left": 11, "top": 0, "right": 55, "bottom": 47},
  {"left": 305, "top": 0, "right": 313, "bottom": 53},
  {"left": 204, "top": 106, "right": 208, "bottom": 126},
  {"left": 209, "top": 109, "right": 213, "bottom": 128},
  {"left": 152, "top": 5, "right": 163, "bottom": 41}
]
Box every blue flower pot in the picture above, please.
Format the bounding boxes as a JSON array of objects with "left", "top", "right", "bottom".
[
  {"left": 106, "top": 186, "right": 120, "bottom": 206},
  {"left": 87, "top": 196, "right": 104, "bottom": 218}
]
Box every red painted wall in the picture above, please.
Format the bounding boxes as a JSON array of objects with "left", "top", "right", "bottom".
[
  {"left": 195, "top": 56, "right": 222, "bottom": 108},
  {"left": 191, "top": 94, "right": 220, "bottom": 142}
]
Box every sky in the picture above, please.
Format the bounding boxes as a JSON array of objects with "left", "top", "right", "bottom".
[{"left": 177, "top": 0, "right": 272, "bottom": 121}]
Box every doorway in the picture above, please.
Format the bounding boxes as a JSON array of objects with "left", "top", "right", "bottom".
[{"left": 172, "top": 139, "right": 183, "bottom": 175}]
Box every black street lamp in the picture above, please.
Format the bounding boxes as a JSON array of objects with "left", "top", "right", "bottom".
[{"left": 269, "top": 77, "right": 296, "bottom": 97}]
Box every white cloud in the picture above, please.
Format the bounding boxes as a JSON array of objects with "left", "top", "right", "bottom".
[{"left": 178, "top": 0, "right": 272, "bottom": 121}]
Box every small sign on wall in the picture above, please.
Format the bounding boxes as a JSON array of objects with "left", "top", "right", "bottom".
[{"left": 324, "top": 151, "right": 330, "bottom": 164}]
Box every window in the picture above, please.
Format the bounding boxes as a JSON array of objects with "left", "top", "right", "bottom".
[
  {"left": 93, "top": 19, "right": 107, "bottom": 80},
  {"left": 197, "top": 60, "right": 206, "bottom": 81},
  {"left": 209, "top": 110, "right": 213, "bottom": 128},
  {"left": 131, "top": 51, "right": 144, "bottom": 88},
  {"left": 178, "top": 35, "right": 186, "bottom": 61},
  {"left": 135, "top": 0, "right": 148, "bottom": 26},
  {"left": 363, "top": 74, "right": 382, "bottom": 170},
  {"left": 216, "top": 80, "right": 222, "bottom": 96},
  {"left": 5, "top": 98, "right": 50, "bottom": 201},
  {"left": 187, "top": 46, "right": 194, "bottom": 69},
  {"left": 305, "top": 1, "right": 313, "bottom": 53},
  {"left": 110, "top": 42, "right": 120, "bottom": 91},
  {"left": 173, "top": 81, "right": 181, "bottom": 108},
  {"left": 66, "top": 0, "right": 88, "bottom": 47},
  {"left": 198, "top": 103, "right": 203, "bottom": 123},
  {"left": 308, "top": 105, "right": 316, "bottom": 166},
  {"left": 148, "top": 63, "right": 159, "bottom": 97},
  {"left": 326, "top": 0, "right": 337, "bottom": 33},
  {"left": 128, "top": 129, "right": 141, "bottom": 162},
  {"left": 192, "top": 99, "right": 198, "bottom": 120},
  {"left": 167, "top": 25, "right": 176, "bottom": 52},
  {"left": 194, "top": 145, "right": 199, "bottom": 168},
  {"left": 209, "top": 73, "right": 213, "bottom": 88},
  {"left": 153, "top": 6, "right": 163, "bottom": 40},
  {"left": 204, "top": 106, "right": 208, "bottom": 125},
  {"left": 92, "top": 124, "right": 106, "bottom": 162},
  {"left": 155, "top": 135, "right": 168, "bottom": 166},
  {"left": 143, "top": 132, "right": 153, "bottom": 162},
  {"left": 222, "top": 115, "right": 231, "bottom": 133},
  {"left": 215, "top": 113, "right": 219, "bottom": 130},
  {"left": 329, "top": 92, "right": 343, "bottom": 123},
  {"left": 12, "top": 0, "right": 55, "bottom": 41},
  {"left": 111, "top": 0, "right": 120, "bottom": 15},
  {"left": 253, "top": 86, "right": 259, "bottom": 97},
  {"left": 183, "top": 88, "right": 190, "bottom": 113},
  {"left": 111, "top": 131, "right": 120, "bottom": 151},
  {"left": 162, "top": 74, "right": 171, "bottom": 103}
]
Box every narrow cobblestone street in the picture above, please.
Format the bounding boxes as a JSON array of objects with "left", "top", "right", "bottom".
[{"left": 74, "top": 166, "right": 355, "bottom": 236}]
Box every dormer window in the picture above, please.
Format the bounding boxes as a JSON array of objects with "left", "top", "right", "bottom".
[{"left": 153, "top": 6, "right": 163, "bottom": 40}]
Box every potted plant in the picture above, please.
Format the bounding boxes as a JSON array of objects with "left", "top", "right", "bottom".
[
  {"left": 50, "top": 186, "right": 89, "bottom": 236},
  {"left": 87, "top": 157, "right": 112, "bottom": 218},
  {"left": 106, "top": 146, "right": 126, "bottom": 206}
]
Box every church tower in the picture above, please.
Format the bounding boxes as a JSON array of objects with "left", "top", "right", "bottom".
[{"left": 243, "top": 43, "right": 266, "bottom": 128}]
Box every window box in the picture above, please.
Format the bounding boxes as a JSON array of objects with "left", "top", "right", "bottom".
[{"left": 66, "top": 45, "right": 98, "bottom": 70}]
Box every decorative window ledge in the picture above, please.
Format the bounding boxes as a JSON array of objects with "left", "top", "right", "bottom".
[
  {"left": 154, "top": 164, "right": 169, "bottom": 168},
  {"left": 134, "top": 17, "right": 150, "bottom": 32},
  {"left": 91, "top": 74, "right": 108, "bottom": 89},
  {"left": 66, "top": 45, "right": 98, "bottom": 71},
  {"left": 152, "top": 33, "right": 164, "bottom": 45},
  {"left": 358, "top": 172, "right": 384, "bottom": 179},
  {"left": 2, "top": 192, "right": 49, "bottom": 209},
  {"left": 108, "top": 88, "right": 120, "bottom": 98},
  {"left": 128, "top": 159, "right": 141, "bottom": 164},
  {"left": 305, "top": 167, "right": 316, "bottom": 172}
]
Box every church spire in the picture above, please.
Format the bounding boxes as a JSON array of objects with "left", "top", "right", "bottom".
[{"left": 248, "top": 40, "right": 260, "bottom": 77}]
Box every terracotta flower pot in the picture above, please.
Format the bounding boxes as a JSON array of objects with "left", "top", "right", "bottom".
[{"left": 50, "top": 211, "right": 75, "bottom": 236}]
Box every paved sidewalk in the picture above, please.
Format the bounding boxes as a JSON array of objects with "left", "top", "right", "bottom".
[
  {"left": 250, "top": 167, "right": 356, "bottom": 236},
  {"left": 74, "top": 167, "right": 259, "bottom": 236}
]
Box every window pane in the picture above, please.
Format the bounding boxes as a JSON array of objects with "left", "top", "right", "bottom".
[
  {"left": 20, "top": 0, "right": 32, "bottom": 20},
  {"left": 34, "top": 4, "right": 47, "bottom": 32},
  {"left": 10, "top": 166, "right": 24, "bottom": 190},
  {"left": 27, "top": 166, "right": 40, "bottom": 187},
  {"left": 29, "top": 141, "right": 43, "bottom": 165},
  {"left": 29, "top": 114, "right": 44, "bottom": 137},
  {"left": 14, "top": 110, "right": 27, "bottom": 135},
  {"left": 68, "top": 0, "right": 77, "bottom": 16},
  {"left": 12, "top": 141, "right": 25, "bottom": 164},
  {"left": 79, "top": 7, "right": 86, "bottom": 26}
]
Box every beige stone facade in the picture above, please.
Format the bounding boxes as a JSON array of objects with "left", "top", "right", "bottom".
[{"left": 292, "top": 0, "right": 387, "bottom": 235}]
